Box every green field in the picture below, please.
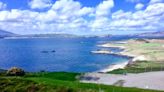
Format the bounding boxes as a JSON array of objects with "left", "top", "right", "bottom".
[
  {"left": 0, "top": 72, "right": 163, "bottom": 92},
  {"left": 108, "top": 60, "right": 164, "bottom": 74}
]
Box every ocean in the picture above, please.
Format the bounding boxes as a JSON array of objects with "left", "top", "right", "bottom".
[{"left": 0, "top": 37, "right": 130, "bottom": 72}]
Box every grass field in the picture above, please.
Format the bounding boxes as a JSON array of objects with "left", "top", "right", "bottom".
[
  {"left": 108, "top": 60, "right": 164, "bottom": 74},
  {"left": 122, "top": 39, "right": 164, "bottom": 62},
  {"left": 0, "top": 72, "right": 163, "bottom": 92}
]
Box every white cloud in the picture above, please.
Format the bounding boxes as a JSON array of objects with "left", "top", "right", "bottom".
[
  {"left": 27, "top": 0, "right": 93, "bottom": 33},
  {"left": 126, "top": 0, "right": 141, "bottom": 3},
  {"left": 0, "top": 0, "right": 164, "bottom": 35},
  {"left": 91, "top": 0, "right": 114, "bottom": 30},
  {"left": 145, "top": 3, "right": 164, "bottom": 17},
  {"left": 112, "top": 10, "right": 132, "bottom": 19},
  {"left": 0, "top": 1, "right": 7, "bottom": 10},
  {"left": 29, "top": 0, "right": 52, "bottom": 9},
  {"left": 110, "top": 2, "right": 164, "bottom": 31},
  {"left": 135, "top": 3, "right": 144, "bottom": 10},
  {"left": 149, "top": 0, "right": 163, "bottom": 4},
  {"left": 96, "top": 0, "right": 114, "bottom": 17}
]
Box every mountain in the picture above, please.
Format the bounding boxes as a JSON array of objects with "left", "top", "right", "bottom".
[
  {"left": 0, "top": 30, "right": 17, "bottom": 38},
  {"left": 17, "top": 33, "right": 80, "bottom": 38},
  {"left": 135, "top": 31, "right": 164, "bottom": 38},
  {"left": 0, "top": 69, "right": 6, "bottom": 73}
]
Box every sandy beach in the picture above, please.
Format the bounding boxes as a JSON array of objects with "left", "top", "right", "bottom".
[
  {"left": 95, "top": 42, "right": 144, "bottom": 73},
  {"left": 96, "top": 39, "right": 164, "bottom": 73},
  {"left": 98, "top": 43, "right": 126, "bottom": 49},
  {"left": 91, "top": 50, "right": 112, "bottom": 54},
  {"left": 98, "top": 61, "right": 129, "bottom": 73},
  {"left": 82, "top": 39, "right": 164, "bottom": 91},
  {"left": 81, "top": 71, "right": 164, "bottom": 91}
]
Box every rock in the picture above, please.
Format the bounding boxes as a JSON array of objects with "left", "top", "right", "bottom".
[
  {"left": 41, "top": 51, "right": 49, "bottom": 53},
  {"left": 51, "top": 50, "right": 56, "bottom": 53},
  {"left": 6, "top": 67, "right": 25, "bottom": 76}
]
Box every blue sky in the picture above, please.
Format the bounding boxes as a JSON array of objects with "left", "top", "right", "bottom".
[{"left": 0, "top": 0, "right": 163, "bottom": 35}]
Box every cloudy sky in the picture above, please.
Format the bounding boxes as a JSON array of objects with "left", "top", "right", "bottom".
[{"left": 0, "top": 0, "right": 163, "bottom": 35}]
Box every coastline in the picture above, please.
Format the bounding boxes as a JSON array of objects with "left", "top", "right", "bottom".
[
  {"left": 96, "top": 42, "right": 147, "bottom": 73},
  {"left": 97, "top": 43, "right": 126, "bottom": 49},
  {"left": 98, "top": 61, "right": 129, "bottom": 73}
]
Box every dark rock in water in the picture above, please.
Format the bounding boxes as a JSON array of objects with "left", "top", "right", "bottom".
[
  {"left": 51, "top": 50, "right": 56, "bottom": 53},
  {"left": 41, "top": 51, "right": 49, "bottom": 53},
  {"left": 41, "top": 50, "right": 56, "bottom": 53}
]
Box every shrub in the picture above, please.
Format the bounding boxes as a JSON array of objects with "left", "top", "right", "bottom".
[{"left": 6, "top": 67, "right": 25, "bottom": 76}]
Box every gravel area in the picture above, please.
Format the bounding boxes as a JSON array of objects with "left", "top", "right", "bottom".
[{"left": 81, "top": 71, "right": 164, "bottom": 91}]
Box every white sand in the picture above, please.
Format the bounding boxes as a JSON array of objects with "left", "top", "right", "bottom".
[
  {"left": 94, "top": 55, "right": 146, "bottom": 73},
  {"left": 81, "top": 71, "right": 164, "bottom": 91},
  {"left": 98, "top": 61, "right": 129, "bottom": 73},
  {"left": 91, "top": 50, "right": 111, "bottom": 54},
  {"left": 98, "top": 44, "right": 126, "bottom": 49},
  {"left": 132, "top": 55, "right": 146, "bottom": 62}
]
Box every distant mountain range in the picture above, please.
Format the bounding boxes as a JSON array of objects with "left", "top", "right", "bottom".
[
  {"left": 0, "top": 30, "right": 79, "bottom": 39},
  {"left": 1, "top": 30, "right": 164, "bottom": 39},
  {"left": 0, "top": 30, "right": 17, "bottom": 38},
  {"left": 135, "top": 31, "right": 164, "bottom": 38},
  {"left": 19, "top": 34, "right": 80, "bottom": 38},
  {"left": 0, "top": 69, "right": 6, "bottom": 73},
  {"left": 89, "top": 31, "right": 164, "bottom": 39}
]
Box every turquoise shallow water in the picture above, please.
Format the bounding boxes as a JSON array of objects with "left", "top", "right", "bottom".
[{"left": 0, "top": 37, "right": 130, "bottom": 72}]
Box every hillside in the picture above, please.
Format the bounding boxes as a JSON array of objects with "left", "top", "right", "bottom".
[
  {"left": 136, "top": 31, "right": 164, "bottom": 38},
  {"left": 0, "top": 30, "right": 16, "bottom": 38},
  {"left": 20, "top": 33, "right": 80, "bottom": 38},
  {"left": 0, "top": 72, "right": 162, "bottom": 92}
]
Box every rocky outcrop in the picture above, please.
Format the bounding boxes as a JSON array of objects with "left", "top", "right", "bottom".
[{"left": 6, "top": 67, "right": 25, "bottom": 76}]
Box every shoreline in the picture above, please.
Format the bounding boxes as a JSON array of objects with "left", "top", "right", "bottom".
[
  {"left": 98, "top": 61, "right": 130, "bottom": 73},
  {"left": 97, "top": 44, "right": 126, "bottom": 49},
  {"left": 96, "top": 42, "right": 148, "bottom": 73}
]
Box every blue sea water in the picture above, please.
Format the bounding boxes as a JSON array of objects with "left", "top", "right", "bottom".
[{"left": 0, "top": 37, "right": 130, "bottom": 72}]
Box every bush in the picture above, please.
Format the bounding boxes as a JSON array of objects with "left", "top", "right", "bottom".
[{"left": 6, "top": 67, "right": 25, "bottom": 76}]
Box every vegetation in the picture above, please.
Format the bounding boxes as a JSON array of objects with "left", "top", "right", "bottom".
[
  {"left": 0, "top": 71, "right": 163, "bottom": 92},
  {"left": 107, "top": 39, "right": 164, "bottom": 62},
  {"left": 109, "top": 60, "right": 164, "bottom": 74},
  {"left": 6, "top": 67, "right": 25, "bottom": 76},
  {"left": 25, "top": 72, "right": 80, "bottom": 81},
  {"left": 105, "top": 39, "right": 164, "bottom": 74},
  {"left": 0, "top": 69, "right": 6, "bottom": 76}
]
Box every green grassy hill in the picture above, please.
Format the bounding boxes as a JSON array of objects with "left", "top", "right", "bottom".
[{"left": 0, "top": 72, "right": 163, "bottom": 92}]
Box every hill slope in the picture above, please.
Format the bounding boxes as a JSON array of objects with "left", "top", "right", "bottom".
[
  {"left": 136, "top": 31, "right": 164, "bottom": 38},
  {"left": 0, "top": 30, "right": 16, "bottom": 38},
  {"left": 0, "top": 72, "right": 162, "bottom": 92}
]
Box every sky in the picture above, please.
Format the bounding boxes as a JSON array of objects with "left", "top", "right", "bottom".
[{"left": 0, "top": 0, "right": 163, "bottom": 35}]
